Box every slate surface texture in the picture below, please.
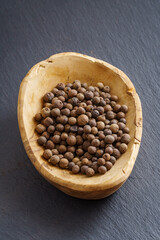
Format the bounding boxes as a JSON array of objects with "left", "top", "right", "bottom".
[{"left": 0, "top": 0, "right": 160, "bottom": 239}]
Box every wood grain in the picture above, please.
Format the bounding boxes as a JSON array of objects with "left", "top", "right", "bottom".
[{"left": 18, "top": 52, "right": 142, "bottom": 199}]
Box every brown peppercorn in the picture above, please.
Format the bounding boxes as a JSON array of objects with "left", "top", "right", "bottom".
[
  {"left": 88, "top": 146, "right": 97, "bottom": 154},
  {"left": 81, "top": 158, "right": 89, "bottom": 165},
  {"left": 41, "top": 107, "right": 51, "bottom": 118},
  {"left": 92, "top": 96, "right": 100, "bottom": 105},
  {"left": 113, "top": 104, "right": 121, "bottom": 112},
  {"left": 83, "top": 125, "right": 91, "bottom": 134},
  {"left": 97, "top": 121, "right": 105, "bottom": 130},
  {"left": 56, "top": 82, "right": 65, "bottom": 90},
  {"left": 58, "top": 96, "right": 66, "bottom": 102},
  {"left": 84, "top": 152, "right": 92, "bottom": 160},
  {"left": 104, "top": 129, "right": 112, "bottom": 135},
  {"left": 49, "top": 155, "right": 60, "bottom": 165},
  {"left": 67, "top": 146, "right": 76, "bottom": 153},
  {"left": 61, "top": 108, "right": 70, "bottom": 116},
  {"left": 123, "top": 127, "right": 130, "bottom": 133},
  {"left": 86, "top": 168, "right": 95, "bottom": 177},
  {"left": 96, "top": 149, "right": 104, "bottom": 158},
  {"left": 99, "top": 99, "right": 106, "bottom": 107},
  {"left": 98, "top": 166, "right": 107, "bottom": 174},
  {"left": 66, "top": 103, "right": 73, "bottom": 110},
  {"left": 86, "top": 105, "right": 94, "bottom": 112},
  {"left": 103, "top": 85, "right": 110, "bottom": 92},
  {"left": 71, "top": 97, "right": 79, "bottom": 106},
  {"left": 72, "top": 165, "right": 80, "bottom": 174},
  {"left": 58, "top": 116, "right": 68, "bottom": 124},
  {"left": 35, "top": 124, "right": 46, "bottom": 134},
  {"left": 77, "top": 93, "right": 84, "bottom": 101},
  {"left": 77, "top": 114, "right": 89, "bottom": 126},
  {"left": 58, "top": 145, "right": 67, "bottom": 153},
  {"left": 104, "top": 105, "right": 112, "bottom": 112},
  {"left": 76, "top": 148, "right": 84, "bottom": 156},
  {"left": 47, "top": 125, "right": 55, "bottom": 134},
  {"left": 68, "top": 162, "right": 75, "bottom": 170},
  {"left": 110, "top": 101, "right": 116, "bottom": 107},
  {"left": 106, "top": 111, "right": 115, "bottom": 120},
  {"left": 105, "top": 147, "right": 113, "bottom": 154},
  {"left": 60, "top": 132, "right": 68, "bottom": 141},
  {"left": 91, "top": 139, "right": 100, "bottom": 147},
  {"left": 70, "top": 110, "right": 77, "bottom": 117},
  {"left": 58, "top": 154, "right": 63, "bottom": 159},
  {"left": 76, "top": 107, "right": 85, "bottom": 115},
  {"left": 105, "top": 161, "right": 113, "bottom": 170},
  {"left": 68, "top": 89, "right": 77, "bottom": 98},
  {"left": 72, "top": 157, "right": 80, "bottom": 164},
  {"left": 52, "top": 88, "right": 58, "bottom": 95},
  {"left": 110, "top": 156, "right": 116, "bottom": 165},
  {"left": 76, "top": 161, "right": 82, "bottom": 168},
  {"left": 103, "top": 153, "right": 110, "bottom": 161},
  {"left": 111, "top": 95, "right": 118, "bottom": 101},
  {"left": 75, "top": 136, "right": 83, "bottom": 145},
  {"left": 118, "top": 122, "right": 126, "bottom": 130},
  {"left": 81, "top": 165, "right": 89, "bottom": 174},
  {"left": 110, "top": 124, "right": 119, "bottom": 133},
  {"left": 100, "top": 140, "right": 105, "bottom": 148},
  {"left": 97, "top": 115, "right": 105, "bottom": 122},
  {"left": 64, "top": 152, "right": 74, "bottom": 161},
  {"left": 91, "top": 127, "right": 98, "bottom": 135},
  {"left": 52, "top": 135, "right": 61, "bottom": 144},
  {"left": 113, "top": 148, "right": 121, "bottom": 159},
  {"left": 82, "top": 141, "right": 90, "bottom": 151},
  {"left": 35, "top": 113, "right": 42, "bottom": 122},
  {"left": 97, "top": 82, "right": 104, "bottom": 89},
  {"left": 43, "top": 149, "right": 52, "bottom": 159},
  {"left": 52, "top": 149, "right": 59, "bottom": 155},
  {"left": 110, "top": 119, "right": 118, "bottom": 124},
  {"left": 97, "top": 157, "right": 105, "bottom": 165},
  {"left": 43, "top": 117, "right": 54, "bottom": 127},
  {"left": 42, "top": 131, "right": 50, "bottom": 139},
  {"left": 89, "top": 119, "right": 96, "bottom": 127},
  {"left": 56, "top": 90, "right": 65, "bottom": 97},
  {"left": 45, "top": 140, "right": 55, "bottom": 149},
  {"left": 68, "top": 117, "right": 77, "bottom": 125},
  {"left": 43, "top": 92, "right": 54, "bottom": 102},
  {"left": 52, "top": 99, "right": 63, "bottom": 109},
  {"left": 92, "top": 110, "right": 100, "bottom": 119},
  {"left": 121, "top": 134, "right": 131, "bottom": 144},
  {"left": 119, "top": 118, "right": 127, "bottom": 124},
  {"left": 119, "top": 143, "right": 128, "bottom": 153},
  {"left": 117, "top": 130, "right": 123, "bottom": 137},
  {"left": 84, "top": 91, "right": 94, "bottom": 100},
  {"left": 87, "top": 134, "right": 95, "bottom": 141},
  {"left": 37, "top": 136, "right": 47, "bottom": 145},
  {"left": 56, "top": 124, "right": 64, "bottom": 132},
  {"left": 51, "top": 108, "right": 60, "bottom": 117},
  {"left": 116, "top": 112, "right": 125, "bottom": 119},
  {"left": 98, "top": 132, "right": 105, "bottom": 140},
  {"left": 105, "top": 135, "right": 115, "bottom": 144},
  {"left": 67, "top": 135, "right": 76, "bottom": 145},
  {"left": 59, "top": 158, "right": 69, "bottom": 169},
  {"left": 121, "top": 105, "right": 128, "bottom": 113},
  {"left": 86, "top": 112, "right": 92, "bottom": 118},
  {"left": 115, "top": 142, "right": 121, "bottom": 148},
  {"left": 53, "top": 130, "right": 61, "bottom": 135}
]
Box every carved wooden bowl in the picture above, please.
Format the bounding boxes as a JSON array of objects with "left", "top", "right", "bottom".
[{"left": 18, "top": 52, "right": 142, "bottom": 199}]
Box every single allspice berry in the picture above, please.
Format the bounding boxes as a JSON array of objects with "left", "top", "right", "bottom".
[
  {"left": 77, "top": 114, "right": 89, "bottom": 126},
  {"left": 43, "top": 149, "right": 52, "bottom": 159},
  {"left": 86, "top": 168, "right": 95, "bottom": 177}
]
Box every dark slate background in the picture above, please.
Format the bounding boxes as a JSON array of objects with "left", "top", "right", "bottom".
[{"left": 0, "top": 0, "right": 160, "bottom": 239}]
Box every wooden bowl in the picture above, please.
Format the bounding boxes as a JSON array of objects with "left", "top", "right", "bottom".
[{"left": 18, "top": 52, "right": 142, "bottom": 199}]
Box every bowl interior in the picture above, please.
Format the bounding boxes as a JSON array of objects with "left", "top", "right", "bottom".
[{"left": 20, "top": 53, "right": 139, "bottom": 189}]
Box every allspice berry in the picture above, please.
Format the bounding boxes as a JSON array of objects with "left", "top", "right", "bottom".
[
  {"left": 110, "top": 124, "right": 119, "bottom": 133},
  {"left": 43, "top": 149, "right": 52, "bottom": 159},
  {"left": 67, "top": 135, "right": 76, "bottom": 145},
  {"left": 59, "top": 158, "right": 69, "bottom": 169},
  {"left": 49, "top": 155, "right": 60, "bottom": 165},
  {"left": 121, "top": 134, "right": 131, "bottom": 144},
  {"left": 35, "top": 80, "right": 131, "bottom": 177},
  {"left": 119, "top": 143, "right": 128, "bottom": 153},
  {"left": 86, "top": 168, "right": 95, "bottom": 177},
  {"left": 98, "top": 166, "right": 107, "bottom": 174},
  {"left": 77, "top": 114, "right": 89, "bottom": 126},
  {"left": 72, "top": 165, "right": 80, "bottom": 174}
]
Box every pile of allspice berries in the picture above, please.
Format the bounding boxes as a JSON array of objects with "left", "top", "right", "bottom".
[{"left": 35, "top": 80, "right": 130, "bottom": 177}]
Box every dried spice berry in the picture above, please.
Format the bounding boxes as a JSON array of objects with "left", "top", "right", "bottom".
[{"left": 35, "top": 80, "right": 130, "bottom": 177}]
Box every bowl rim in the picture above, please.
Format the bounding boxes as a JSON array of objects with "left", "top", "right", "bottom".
[{"left": 18, "top": 52, "right": 143, "bottom": 192}]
